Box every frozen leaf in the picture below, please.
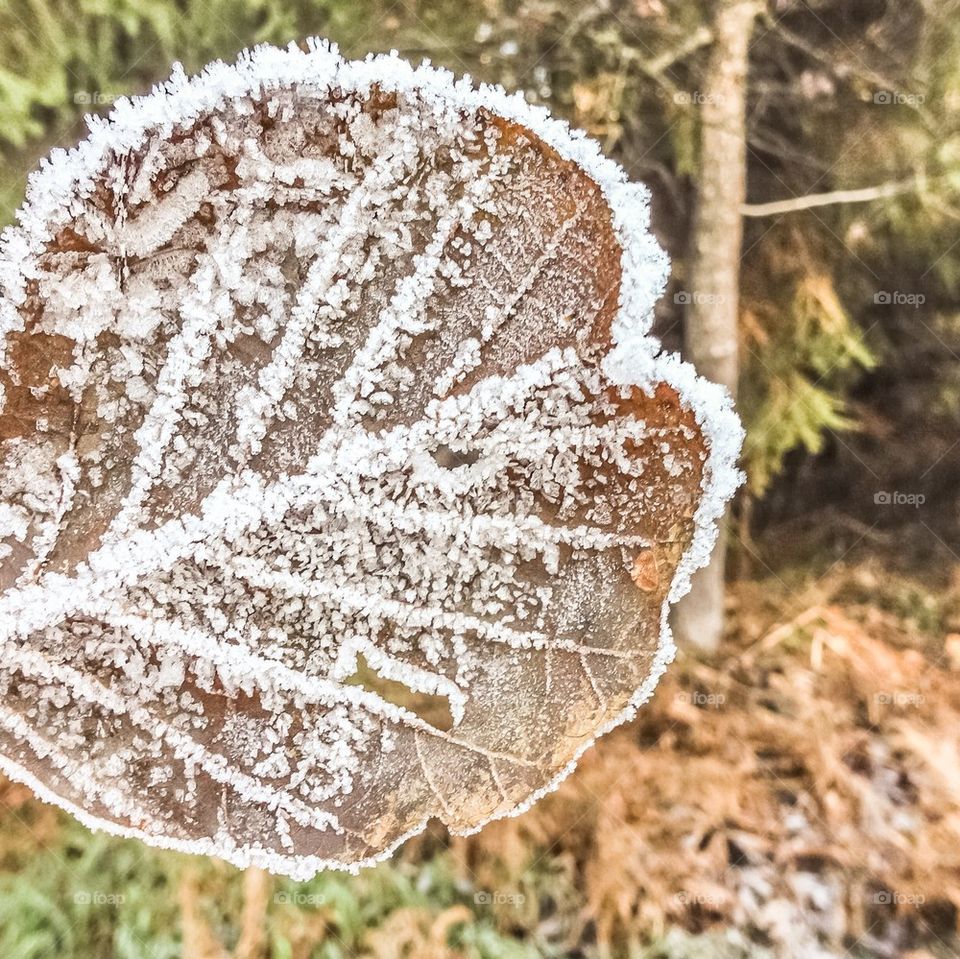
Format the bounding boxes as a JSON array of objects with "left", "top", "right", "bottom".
[{"left": 0, "top": 41, "right": 742, "bottom": 877}]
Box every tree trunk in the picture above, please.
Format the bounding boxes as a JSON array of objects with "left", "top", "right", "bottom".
[{"left": 673, "top": 0, "right": 759, "bottom": 652}]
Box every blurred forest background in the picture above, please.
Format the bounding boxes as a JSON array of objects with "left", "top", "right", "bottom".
[{"left": 1, "top": 1, "right": 959, "bottom": 957}]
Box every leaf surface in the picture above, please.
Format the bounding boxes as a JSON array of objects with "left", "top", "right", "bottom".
[{"left": 0, "top": 43, "right": 739, "bottom": 877}]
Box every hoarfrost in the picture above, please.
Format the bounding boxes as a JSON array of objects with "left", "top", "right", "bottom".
[{"left": 0, "top": 40, "right": 742, "bottom": 878}]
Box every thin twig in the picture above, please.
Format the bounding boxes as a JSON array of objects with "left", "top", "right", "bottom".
[
  {"left": 179, "top": 869, "right": 229, "bottom": 959},
  {"left": 741, "top": 177, "right": 922, "bottom": 217},
  {"left": 234, "top": 867, "right": 272, "bottom": 959},
  {"left": 643, "top": 25, "right": 714, "bottom": 77}
]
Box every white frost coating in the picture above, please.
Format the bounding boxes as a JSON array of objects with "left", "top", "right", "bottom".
[
  {"left": 115, "top": 168, "right": 210, "bottom": 257},
  {"left": 0, "top": 39, "right": 742, "bottom": 878}
]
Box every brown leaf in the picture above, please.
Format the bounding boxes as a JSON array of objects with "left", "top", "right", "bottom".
[{"left": 0, "top": 45, "right": 735, "bottom": 876}]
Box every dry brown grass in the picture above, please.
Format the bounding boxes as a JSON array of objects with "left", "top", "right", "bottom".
[{"left": 455, "top": 561, "right": 960, "bottom": 957}]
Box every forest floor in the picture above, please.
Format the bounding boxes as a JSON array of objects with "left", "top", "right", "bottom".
[{"left": 1, "top": 538, "right": 958, "bottom": 959}]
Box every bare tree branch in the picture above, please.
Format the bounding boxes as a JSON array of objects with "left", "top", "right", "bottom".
[
  {"left": 741, "top": 177, "right": 922, "bottom": 217},
  {"left": 643, "top": 25, "right": 714, "bottom": 76}
]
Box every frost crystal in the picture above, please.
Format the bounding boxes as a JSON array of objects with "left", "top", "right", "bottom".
[{"left": 0, "top": 40, "right": 742, "bottom": 878}]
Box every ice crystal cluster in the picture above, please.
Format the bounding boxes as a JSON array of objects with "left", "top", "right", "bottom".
[{"left": 0, "top": 41, "right": 742, "bottom": 877}]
